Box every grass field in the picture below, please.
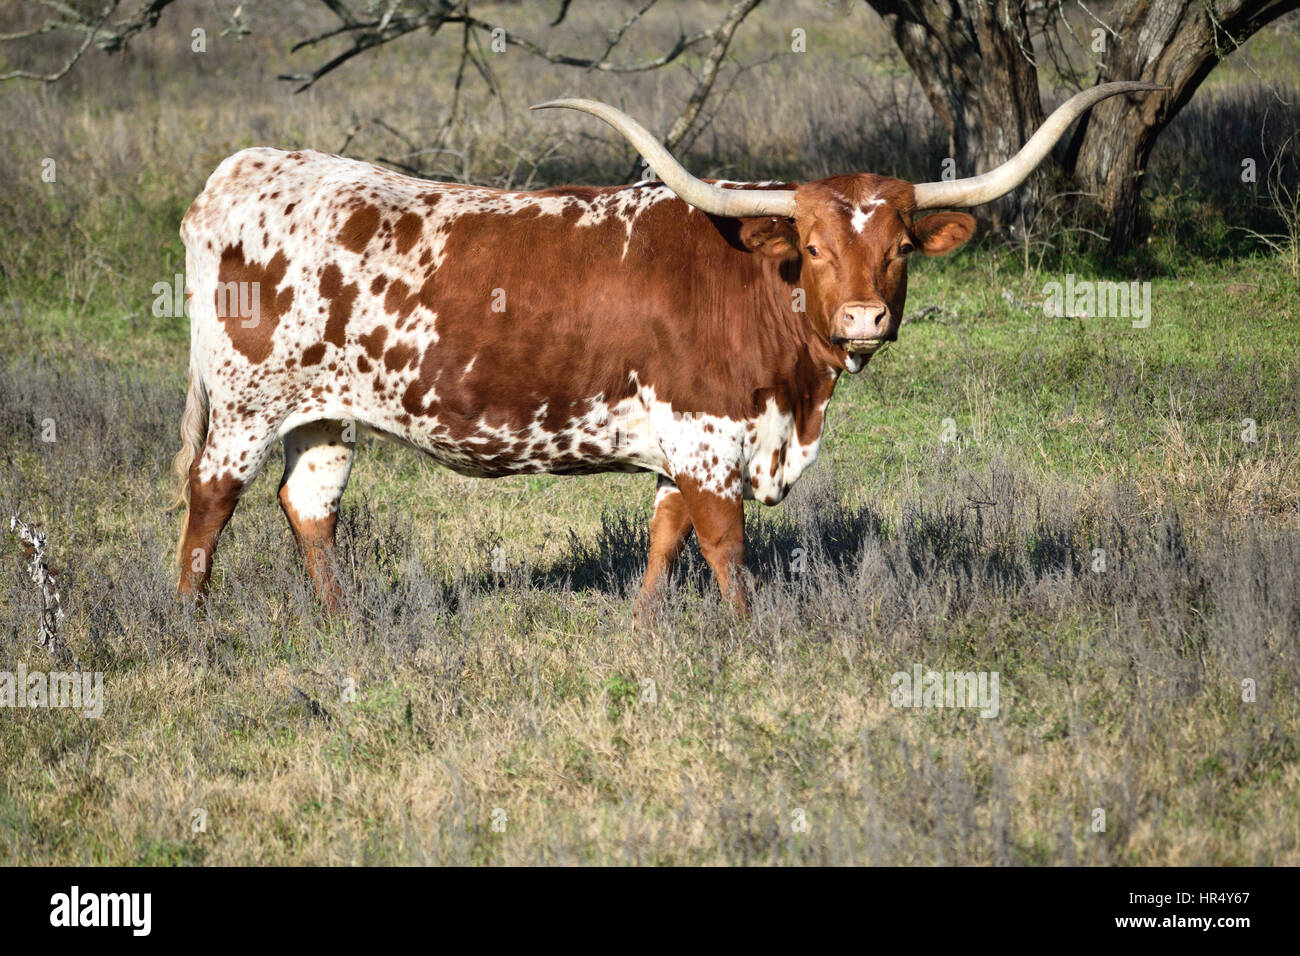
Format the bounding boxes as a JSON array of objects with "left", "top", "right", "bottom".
[{"left": 1, "top": 0, "right": 1298, "bottom": 865}]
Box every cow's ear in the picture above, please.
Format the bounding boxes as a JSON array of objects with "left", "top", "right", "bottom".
[
  {"left": 914, "top": 212, "right": 976, "bottom": 256},
  {"left": 740, "top": 217, "right": 800, "bottom": 261}
]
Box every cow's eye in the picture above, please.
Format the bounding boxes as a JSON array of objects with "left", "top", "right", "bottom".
[
  {"left": 806, "top": 245, "right": 820, "bottom": 258},
  {"left": 899, "top": 241, "right": 916, "bottom": 256}
]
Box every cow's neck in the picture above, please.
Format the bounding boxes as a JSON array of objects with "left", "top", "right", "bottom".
[{"left": 726, "top": 251, "right": 845, "bottom": 504}]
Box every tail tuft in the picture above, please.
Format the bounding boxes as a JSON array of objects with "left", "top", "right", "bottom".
[{"left": 171, "top": 370, "right": 209, "bottom": 571}]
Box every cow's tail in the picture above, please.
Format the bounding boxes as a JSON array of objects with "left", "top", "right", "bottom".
[{"left": 170, "top": 364, "right": 209, "bottom": 569}]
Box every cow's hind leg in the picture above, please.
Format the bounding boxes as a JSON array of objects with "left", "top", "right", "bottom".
[
  {"left": 675, "top": 474, "right": 749, "bottom": 614},
  {"left": 177, "top": 470, "right": 244, "bottom": 601},
  {"left": 177, "top": 420, "right": 278, "bottom": 603},
  {"left": 636, "top": 476, "right": 694, "bottom": 617},
  {"left": 278, "top": 421, "right": 355, "bottom": 613}
]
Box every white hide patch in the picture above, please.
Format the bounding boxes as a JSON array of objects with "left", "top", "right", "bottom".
[
  {"left": 850, "top": 198, "right": 886, "bottom": 234},
  {"left": 280, "top": 422, "right": 355, "bottom": 521}
]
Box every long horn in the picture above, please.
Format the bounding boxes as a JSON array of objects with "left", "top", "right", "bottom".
[
  {"left": 531, "top": 98, "right": 797, "bottom": 218},
  {"left": 913, "top": 82, "right": 1166, "bottom": 209}
]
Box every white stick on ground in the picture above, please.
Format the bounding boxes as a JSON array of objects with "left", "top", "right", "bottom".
[{"left": 10, "top": 515, "right": 66, "bottom": 658}]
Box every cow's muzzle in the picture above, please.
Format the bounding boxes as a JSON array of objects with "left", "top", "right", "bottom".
[{"left": 831, "top": 300, "right": 893, "bottom": 353}]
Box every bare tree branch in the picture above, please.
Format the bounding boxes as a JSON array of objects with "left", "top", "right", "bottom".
[
  {"left": 549, "top": 0, "right": 573, "bottom": 28},
  {"left": 453, "top": 13, "right": 708, "bottom": 74},
  {"left": 0, "top": 1, "right": 118, "bottom": 82},
  {"left": 3, "top": 0, "right": 763, "bottom": 101},
  {"left": 281, "top": 1, "right": 459, "bottom": 92},
  {"left": 584, "top": 0, "right": 662, "bottom": 72},
  {"left": 0, "top": 0, "right": 187, "bottom": 82},
  {"left": 662, "top": 0, "right": 763, "bottom": 152}
]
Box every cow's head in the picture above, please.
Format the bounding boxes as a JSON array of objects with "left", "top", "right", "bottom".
[
  {"left": 736, "top": 175, "right": 973, "bottom": 370},
  {"left": 532, "top": 82, "right": 1162, "bottom": 371}
]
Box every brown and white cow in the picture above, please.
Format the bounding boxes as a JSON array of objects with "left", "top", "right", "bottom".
[{"left": 173, "top": 83, "right": 1159, "bottom": 614}]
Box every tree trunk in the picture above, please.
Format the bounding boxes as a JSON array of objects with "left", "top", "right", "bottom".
[
  {"left": 1066, "top": 0, "right": 1300, "bottom": 254},
  {"left": 867, "top": 0, "right": 1045, "bottom": 234}
]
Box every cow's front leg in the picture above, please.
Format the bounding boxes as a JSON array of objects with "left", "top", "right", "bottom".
[
  {"left": 675, "top": 474, "right": 749, "bottom": 614},
  {"left": 636, "top": 476, "right": 694, "bottom": 616},
  {"left": 278, "top": 421, "right": 355, "bottom": 614}
]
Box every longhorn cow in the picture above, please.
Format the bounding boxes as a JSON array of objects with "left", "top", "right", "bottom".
[{"left": 173, "top": 83, "right": 1160, "bottom": 613}]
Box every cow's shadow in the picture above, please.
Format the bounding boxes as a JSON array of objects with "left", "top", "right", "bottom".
[
  {"left": 335, "top": 460, "right": 1080, "bottom": 615},
  {"left": 525, "top": 479, "right": 890, "bottom": 600},
  {"left": 337, "top": 470, "right": 890, "bottom": 608}
]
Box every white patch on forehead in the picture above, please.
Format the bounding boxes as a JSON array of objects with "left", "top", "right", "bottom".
[{"left": 850, "top": 198, "right": 886, "bottom": 234}]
